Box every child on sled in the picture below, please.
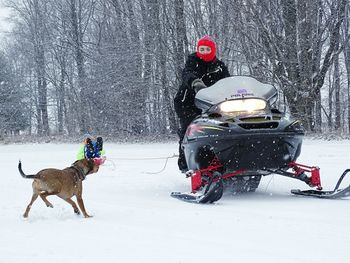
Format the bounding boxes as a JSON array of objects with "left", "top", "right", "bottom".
[{"left": 77, "top": 134, "right": 106, "bottom": 164}]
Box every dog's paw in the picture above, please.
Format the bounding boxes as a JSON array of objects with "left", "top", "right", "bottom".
[
  {"left": 84, "top": 214, "right": 93, "bottom": 218},
  {"left": 46, "top": 203, "right": 54, "bottom": 208}
]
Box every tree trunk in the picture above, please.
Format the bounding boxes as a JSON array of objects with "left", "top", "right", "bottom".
[
  {"left": 172, "top": 0, "right": 189, "bottom": 132},
  {"left": 140, "top": 0, "right": 158, "bottom": 134},
  {"left": 70, "top": 0, "right": 89, "bottom": 133},
  {"left": 297, "top": 0, "right": 314, "bottom": 130},
  {"left": 328, "top": 71, "right": 333, "bottom": 130},
  {"left": 343, "top": 3, "right": 350, "bottom": 133},
  {"left": 174, "top": 0, "right": 188, "bottom": 79},
  {"left": 312, "top": 0, "right": 323, "bottom": 132},
  {"left": 126, "top": 1, "right": 142, "bottom": 79},
  {"left": 280, "top": 0, "right": 300, "bottom": 119},
  {"left": 57, "top": 64, "right": 66, "bottom": 134},
  {"left": 36, "top": 46, "right": 49, "bottom": 135},
  {"left": 334, "top": 54, "right": 341, "bottom": 130},
  {"left": 32, "top": 0, "right": 49, "bottom": 136}
]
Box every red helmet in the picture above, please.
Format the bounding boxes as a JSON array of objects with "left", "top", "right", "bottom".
[{"left": 196, "top": 36, "right": 216, "bottom": 62}]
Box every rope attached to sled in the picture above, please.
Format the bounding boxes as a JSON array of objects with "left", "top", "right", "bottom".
[
  {"left": 108, "top": 154, "right": 178, "bottom": 161},
  {"left": 107, "top": 154, "right": 179, "bottom": 174},
  {"left": 143, "top": 154, "right": 178, "bottom": 174}
]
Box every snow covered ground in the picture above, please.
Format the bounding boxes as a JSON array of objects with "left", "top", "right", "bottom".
[{"left": 1, "top": 139, "right": 350, "bottom": 263}]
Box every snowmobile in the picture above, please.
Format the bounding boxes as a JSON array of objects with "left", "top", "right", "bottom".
[{"left": 171, "top": 76, "right": 350, "bottom": 203}]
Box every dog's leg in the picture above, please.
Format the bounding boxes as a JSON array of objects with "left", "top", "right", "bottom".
[
  {"left": 23, "top": 192, "right": 39, "bottom": 218},
  {"left": 76, "top": 195, "right": 92, "bottom": 218},
  {"left": 59, "top": 197, "right": 80, "bottom": 215},
  {"left": 39, "top": 192, "right": 56, "bottom": 208}
]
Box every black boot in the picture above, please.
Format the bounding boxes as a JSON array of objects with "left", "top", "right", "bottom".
[
  {"left": 86, "top": 138, "right": 95, "bottom": 158},
  {"left": 178, "top": 144, "right": 188, "bottom": 173},
  {"left": 96, "top": 137, "right": 103, "bottom": 152}
]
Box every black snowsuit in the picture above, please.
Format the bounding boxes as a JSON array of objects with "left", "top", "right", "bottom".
[{"left": 174, "top": 53, "right": 230, "bottom": 171}]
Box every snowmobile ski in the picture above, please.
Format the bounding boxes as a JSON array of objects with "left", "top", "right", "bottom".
[
  {"left": 291, "top": 169, "right": 350, "bottom": 199},
  {"left": 171, "top": 179, "right": 223, "bottom": 204},
  {"left": 291, "top": 188, "right": 350, "bottom": 199}
]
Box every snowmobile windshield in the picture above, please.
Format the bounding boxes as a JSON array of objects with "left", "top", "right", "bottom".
[{"left": 195, "top": 76, "right": 277, "bottom": 112}]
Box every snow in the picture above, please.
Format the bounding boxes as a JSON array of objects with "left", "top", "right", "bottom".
[{"left": 1, "top": 140, "right": 350, "bottom": 262}]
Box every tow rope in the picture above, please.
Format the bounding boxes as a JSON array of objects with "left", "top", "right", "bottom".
[{"left": 106, "top": 154, "right": 179, "bottom": 174}]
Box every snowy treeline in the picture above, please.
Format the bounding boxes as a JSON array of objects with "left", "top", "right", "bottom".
[{"left": 0, "top": 0, "right": 349, "bottom": 138}]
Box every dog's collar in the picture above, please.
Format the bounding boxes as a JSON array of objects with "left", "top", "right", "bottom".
[{"left": 70, "top": 165, "right": 87, "bottom": 181}]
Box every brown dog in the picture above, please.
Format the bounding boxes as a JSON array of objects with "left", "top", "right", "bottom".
[{"left": 19, "top": 159, "right": 101, "bottom": 218}]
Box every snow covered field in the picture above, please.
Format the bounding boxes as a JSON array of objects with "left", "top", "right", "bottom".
[{"left": 1, "top": 140, "right": 350, "bottom": 263}]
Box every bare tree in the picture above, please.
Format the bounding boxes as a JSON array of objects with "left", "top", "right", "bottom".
[
  {"left": 7, "top": 0, "right": 50, "bottom": 135},
  {"left": 2, "top": 0, "right": 350, "bottom": 138},
  {"left": 232, "top": 0, "right": 347, "bottom": 131},
  {"left": 68, "top": 0, "right": 95, "bottom": 133},
  {"left": 343, "top": 3, "right": 350, "bottom": 133}
]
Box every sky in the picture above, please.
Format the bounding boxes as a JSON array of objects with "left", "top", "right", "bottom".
[{"left": 0, "top": 1, "right": 12, "bottom": 40}]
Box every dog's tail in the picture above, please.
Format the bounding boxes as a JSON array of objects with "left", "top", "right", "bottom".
[{"left": 18, "top": 161, "right": 37, "bottom": 179}]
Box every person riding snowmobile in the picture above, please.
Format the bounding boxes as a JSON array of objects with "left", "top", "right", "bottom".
[{"left": 174, "top": 36, "right": 230, "bottom": 172}]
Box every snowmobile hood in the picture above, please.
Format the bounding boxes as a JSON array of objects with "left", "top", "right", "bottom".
[{"left": 195, "top": 76, "right": 277, "bottom": 111}]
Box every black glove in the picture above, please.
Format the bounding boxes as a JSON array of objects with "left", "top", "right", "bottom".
[{"left": 191, "top": 79, "right": 207, "bottom": 93}]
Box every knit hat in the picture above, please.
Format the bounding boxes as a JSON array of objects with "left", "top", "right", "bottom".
[
  {"left": 82, "top": 133, "right": 94, "bottom": 144},
  {"left": 196, "top": 36, "right": 216, "bottom": 62}
]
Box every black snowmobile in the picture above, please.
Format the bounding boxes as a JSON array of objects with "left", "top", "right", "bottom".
[{"left": 171, "top": 76, "right": 350, "bottom": 203}]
